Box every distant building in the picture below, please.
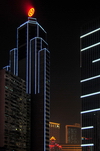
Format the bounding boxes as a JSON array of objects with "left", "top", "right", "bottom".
[
  {"left": 65, "top": 123, "right": 81, "bottom": 144},
  {"left": 0, "top": 69, "right": 30, "bottom": 151},
  {"left": 49, "top": 122, "right": 60, "bottom": 143}
]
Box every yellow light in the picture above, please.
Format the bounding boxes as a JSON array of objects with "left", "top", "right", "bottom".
[
  {"left": 49, "top": 122, "right": 60, "bottom": 125},
  {"left": 28, "top": 8, "right": 35, "bottom": 17},
  {"left": 50, "top": 136, "right": 56, "bottom": 141}
]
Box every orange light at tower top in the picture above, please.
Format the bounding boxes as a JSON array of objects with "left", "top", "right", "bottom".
[{"left": 28, "top": 7, "right": 35, "bottom": 17}]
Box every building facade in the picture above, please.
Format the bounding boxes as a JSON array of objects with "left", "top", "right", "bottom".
[
  {"left": 80, "top": 19, "right": 100, "bottom": 151},
  {"left": 17, "top": 17, "right": 50, "bottom": 151},
  {"left": 1, "top": 17, "right": 50, "bottom": 151},
  {"left": 0, "top": 69, "right": 30, "bottom": 151},
  {"left": 65, "top": 123, "right": 81, "bottom": 144},
  {"left": 49, "top": 122, "right": 60, "bottom": 143}
]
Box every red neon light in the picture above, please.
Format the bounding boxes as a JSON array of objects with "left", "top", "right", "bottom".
[
  {"left": 28, "top": 7, "right": 35, "bottom": 17},
  {"left": 23, "top": 2, "right": 35, "bottom": 16},
  {"left": 49, "top": 144, "right": 62, "bottom": 149}
]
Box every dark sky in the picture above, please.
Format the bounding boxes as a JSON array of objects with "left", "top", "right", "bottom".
[{"left": 0, "top": 0, "right": 100, "bottom": 143}]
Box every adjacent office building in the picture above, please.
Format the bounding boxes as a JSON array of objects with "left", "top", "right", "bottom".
[
  {"left": 0, "top": 69, "right": 30, "bottom": 151},
  {"left": 0, "top": 17, "right": 50, "bottom": 151},
  {"left": 80, "top": 19, "right": 100, "bottom": 151}
]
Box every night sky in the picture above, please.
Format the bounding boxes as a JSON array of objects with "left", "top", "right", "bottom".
[{"left": 0, "top": 0, "right": 100, "bottom": 143}]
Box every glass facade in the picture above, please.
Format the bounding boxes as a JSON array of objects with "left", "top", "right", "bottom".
[
  {"left": 1, "top": 17, "right": 50, "bottom": 151},
  {"left": 17, "top": 17, "right": 48, "bottom": 94},
  {"left": 17, "top": 18, "right": 50, "bottom": 151},
  {"left": 80, "top": 19, "right": 100, "bottom": 151}
]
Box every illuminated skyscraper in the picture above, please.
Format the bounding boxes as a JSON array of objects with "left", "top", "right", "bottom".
[
  {"left": 17, "top": 17, "right": 49, "bottom": 93},
  {"left": 17, "top": 17, "right": 50, "bottom": 151},
  {"left": 80, "top": 19, "right": 100, "bottom": 151},
  {"left": 8, "top": 17, "right": 50, "bottom": 151},
  {"left": 1, "top": 17, "right": 50, "bottom": 151}
]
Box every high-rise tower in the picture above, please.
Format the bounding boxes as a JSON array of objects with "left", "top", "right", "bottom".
[
  {"left": 17, "top": 17, "right": 48, "bottom": 93},
  {"left": 2, "top": 15, "right": 50, "bottom": 151},
  {"left": 17, "top": 17, "right": 50, "bottom": 151},
  {"left": 80, "top": 19, "right": 100, "bottom": 151}
]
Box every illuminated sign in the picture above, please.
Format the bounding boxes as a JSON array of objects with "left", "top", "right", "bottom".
[
  {"left": 50, "top": 136, "right": 56, "bottom": 141},
  {"left": 28, "top": 8, "right": 35, "bottom": 17}
]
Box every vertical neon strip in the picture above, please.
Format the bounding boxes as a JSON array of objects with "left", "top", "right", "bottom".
[
  {"left": 26, "top": 23, "right": 29, "bottom": 93},
  {"left": 17, "top": 28, "right": 18, "bottom": 76},
  {"left": 44, "top": 49, "right": 46, "bottom": 151},
  {"left": 30, "top": 37, "right": 37, "bottom": 94},
  {"left": 9, "top": 51, "right": 10, "bottom": 71},
  {"left": 9, "top": 50, "right": 11, "bottom": 72},
  {"left": 38, "top": 39, "right": 43, "bottom": 93},
  {"left": 41, "top": 38, "right": 42, "bottom": 49},
  {"left": 38, "top": 51, "right": 40, "bottom": 93},
  {"left": 37, "top": 26, "right": 39, "bottom": 93},
  {"left": 9, "top": 48, "right": 17, "bottom": 75},
  {"left": 37, "top": 24, "right": 39, "bottom": 37},
  {"left": 29, "top": 40, "right": 31, "bottom": 94},
  {"left": 35, "top": 38, "right": 37, "bottom": 94},
  {"left": 14, "top": 48, "right": 15, "bottom": 75},
  {"left": 16, "top": 48, "right": 18, "bottom": 76}
]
